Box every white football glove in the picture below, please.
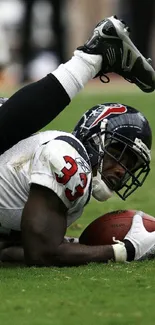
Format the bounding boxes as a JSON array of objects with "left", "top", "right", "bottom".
[
  {"left": 138, "top": 244, "right": 155, "bottom": 260},
  {"left": 124, "top": 211, "right": 155, "bottom": 260}
]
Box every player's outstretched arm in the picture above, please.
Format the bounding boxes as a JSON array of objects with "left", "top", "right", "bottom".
[
  {"left": 20, "top": 184, "right": 116, "bottom": 266},
  {"left": 1, "top": 209, "right": 155, "bottom": 266},
  {"left": 21, "top": 201, "right": 155, "bottom": 266}
]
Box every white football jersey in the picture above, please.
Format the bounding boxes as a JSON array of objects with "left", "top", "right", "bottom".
[{"left": 0, "top": 130, "right": 92, "bottom": 234}]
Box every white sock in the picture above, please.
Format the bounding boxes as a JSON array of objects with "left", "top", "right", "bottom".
[{"left": 52, "top": 50, "right": 102, "bottom": 99}]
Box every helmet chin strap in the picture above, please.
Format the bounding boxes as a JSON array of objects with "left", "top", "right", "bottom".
[
  {"left": 92, "top": 119, "right": 114, "bottom": 202},
  {"left": 98, "top": 119, "right": 108, "bottom": 173},
  {"left": 92, "top": 171, "right": 113, "bottom": 201}
]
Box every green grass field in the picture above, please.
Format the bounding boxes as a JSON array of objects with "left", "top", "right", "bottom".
[{"left": 1, "top": 84, "right": 155, "bottom": 325}]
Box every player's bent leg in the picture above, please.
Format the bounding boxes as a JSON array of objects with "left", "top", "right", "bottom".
[
  {"left": 0, "top": 52, "right": 102, "bottom": 153},
  {"left": 0, "top": 15, "right": 154, "bottom": 155},
  {"left": 0, "top": 74, "right": 70, "bottom": 154}
]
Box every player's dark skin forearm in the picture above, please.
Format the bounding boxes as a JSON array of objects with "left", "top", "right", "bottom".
[
  {"left": 0, "top": 185, "right": 115, "bottom": 266},
  {"left": 0, "top": 243, "right": 114, "bottom": 266},
  {"left": 20, "top": 185, "right": 115, "bottom": 266},
  {"left": 46, "top": 242, "right": 115, "bottom": 266}
]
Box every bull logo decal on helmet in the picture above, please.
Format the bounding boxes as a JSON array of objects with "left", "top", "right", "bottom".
[{"left": 91, "top": 105, "right": 127, "bottom": 127}]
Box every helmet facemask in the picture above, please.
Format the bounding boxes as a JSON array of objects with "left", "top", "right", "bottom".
[
  {"left": 97, "top": 127, "right": 151, "bottom": 200},
  {"left": 85, "top": 120, "right": 151, "bottom": 200}
]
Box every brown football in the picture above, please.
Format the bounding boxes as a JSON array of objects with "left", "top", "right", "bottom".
[{"left": 79, "top": 210, "right": 155, "bottom": 245}]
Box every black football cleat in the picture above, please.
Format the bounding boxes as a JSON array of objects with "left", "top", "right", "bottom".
[{"left": 78, "top": 15, "right": 155, "bottom": 93}]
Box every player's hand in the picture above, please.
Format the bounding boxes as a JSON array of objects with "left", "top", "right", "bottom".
[{"left": 124, "top": 211, "right": 155, "bottom": 260}]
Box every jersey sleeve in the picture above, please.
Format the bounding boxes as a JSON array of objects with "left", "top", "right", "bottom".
[{"left": 29, "top": 139, "right": 92, "bottom": 209}]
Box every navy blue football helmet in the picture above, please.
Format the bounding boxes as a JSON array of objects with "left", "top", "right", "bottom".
[{"left": 73, "top": 103, "right": 152, "bottom": 200}]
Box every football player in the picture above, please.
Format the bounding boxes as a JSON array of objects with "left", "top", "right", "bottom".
[
  {"left": 0, "top": 102, "right": 154, "bottom": 266},
  {"left": 0, "top": 16, "right": 155, "bottom": 155},
  {"left": 0, "top": 15, "right": 155, "bottom": 266}
]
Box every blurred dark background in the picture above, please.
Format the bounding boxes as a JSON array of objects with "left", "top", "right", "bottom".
[{"left": 0, "top": 0, "right": 154, "bottom": 85}]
